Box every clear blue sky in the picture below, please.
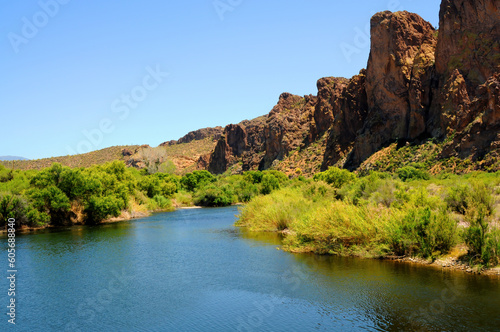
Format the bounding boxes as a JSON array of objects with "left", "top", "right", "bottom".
[{"left": 0, "top": 0, "right": 441, "bottom": 160}]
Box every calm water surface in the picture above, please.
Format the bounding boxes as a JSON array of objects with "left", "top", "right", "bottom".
[{"left": 1, "top": 206, "right": 499, "bottom": 331}]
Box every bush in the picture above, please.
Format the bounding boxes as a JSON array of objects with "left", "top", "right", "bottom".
[
  {"left": 0, "top": 194, "right": 27, "bottom": 227},
  {"left": 313, "top": 167, "right": 356, "bottom": 188},
  {"left": 194, "top": 184, "right": 235, "bottom": 207},
  {"left": 237, "top": 187, "right": 310, "bottom": 231},
  {"left": 27, "top": 186, "right": 71, "bottom": 225},
  {"left": 463, "top": 204, "right": 499, "bottom": 266},
  {"left": 388, "top": 207, "right": 457, "bottom": 258},
  {"left": 484, "top": 227, "right": 500, "bottom": 266},
  {"left": 445, "top": 184, "right": 471, "bottom": 214},
  {"left": 172, "top": 191, "right": 193, "bottom": 207},
  {"left": 84, "top": 195, "right": 121, "bottom": 225},
  {"left": 263, "top": 170, "right": 288, "bottom": 184},
  {"left": 0, "top": 168, "right": 13, "bottom": 183},
  {"left": 148, "top": 195, "right": 174, "bottom": 211},
  {"left": 244, "top": 171, "right": 263, "bottom": 184},
  {"left": 261, "top": 174, "right": 280, "bottom": 195},
  {"left": 234, "top": 180, "right": 259, "bottom": 202},
  {"left": 397, "top": 166, "right": 430, "bottom": 181},
  {"left": 181, "top": 170, "right": 216, "bottom": 192}
]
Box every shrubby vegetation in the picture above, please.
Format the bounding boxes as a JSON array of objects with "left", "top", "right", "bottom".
[
  {"left": 0, "top": 161, "right": 180, "bottom": 227},
  {"left": 1, "top": 160, "right": 499, "bottom": 269},
  {"left": 0, "top": 163, "right": 289, "bottom": 227},
  {"left": 238, "top": 167, "right": 500, "bottom": 268}
]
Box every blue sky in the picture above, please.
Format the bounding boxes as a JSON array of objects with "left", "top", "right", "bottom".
[{"left": 0, "top": 0, "right": 441, "bottom": 160}]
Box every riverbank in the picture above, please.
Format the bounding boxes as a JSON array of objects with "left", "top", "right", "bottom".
[
  {"left": 0, "top": 203, "right": 225, "bottom": 235},
  {"left": 236, "top": 172, "right": 500, "bottom": 276},
  {"left": 274, "top": 229, "right": 500, "bottom": 276}
]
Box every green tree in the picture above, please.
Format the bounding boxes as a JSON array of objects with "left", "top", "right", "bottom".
[
  {"left": 84, "top": 196, "right": 121, "bottom": 225},
  {"left": 181, "top": 170, "right": 216, "bottom": 192},
  {"left": 27, "top": 186, "right": 71, "bottom": 225}
]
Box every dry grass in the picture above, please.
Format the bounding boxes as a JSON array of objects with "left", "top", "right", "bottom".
[{"left": 1, "top": 145, "right": 139, "bottom": 170}]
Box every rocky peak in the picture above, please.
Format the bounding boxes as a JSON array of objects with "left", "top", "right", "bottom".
[
  {"left": 202, "top": 0, "right": 500, "bottom": 175},
  {"left": 430, "top": 0, "right": 500, "bottom": 137},
  {"left": 348, "top": 10, "right": 437, "bottom": 167}
]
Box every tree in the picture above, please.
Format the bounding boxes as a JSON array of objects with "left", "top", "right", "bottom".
[{"left": 181, "top": 170, "right": 216, "bottom": 192}]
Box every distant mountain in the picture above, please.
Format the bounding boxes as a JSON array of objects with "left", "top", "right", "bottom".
[{"left": 0, "top": 156, "right": 28, "bottom": 161}]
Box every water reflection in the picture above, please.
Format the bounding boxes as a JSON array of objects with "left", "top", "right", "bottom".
[{"left": 1, "top": 207, "right": 499, "bottom": 332}]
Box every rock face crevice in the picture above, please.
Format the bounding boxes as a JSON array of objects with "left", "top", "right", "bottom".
[{"left": 200, "top": 0, "right": 500, "bottom": 174}]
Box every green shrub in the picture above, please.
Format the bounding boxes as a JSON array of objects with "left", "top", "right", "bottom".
[
  {"left": 148, "top": 195, "right": 174, "bottom": 211},
  {"left": 397, "top": 166, "right": 430, "bottom": 181},
  {"left": 172, "top": 191, "right": 193, "bottom": 206},
  {"left": 469, "top": 182, "right": 494, "bottom": 216},
  {"left": 484, "top": 227, "right": 500, "bottom": 266},
  {"left": 0, "top": 194, "right": 28, "bottom": 226},
  {"left": 181, "top": 170, "right": 216, "bottom": 192},
  {"left": 237, "top": 187, "right": 309, "bottom": 231},
  {"left": 84, "top": 195, "right": 121, "bottom": 225},
  {"left": 388, "top": 207, "right": 457, "bottom": 258},
  {"left": 0, "top": 168, "right": 13, "bottom": 183},
  {"left": 313, "top": 167, "right": 356, "bottom": 188},
  {"left": 261, "top": 174, "right": 280, "bottom": 195},
  {"left": 234, "top": 181, "right": 259, "bottom": 202},
  {"left": 27, "top": 186, "right": 71, "bottom": 225},
  {"left": 262, "top": 170, "right": 288, "bottom": 184},
  {"left": 303, "top": 181, "right": 331, "bottom": 202},
  {"left": 194, "top": 184, "right": 235, "bottom": 207},
  {"left": 445, "top": 184, "right": 471, "bottom": 214},
  {"left": 244, "top": 171, "right": 263, "bottom": 184}
]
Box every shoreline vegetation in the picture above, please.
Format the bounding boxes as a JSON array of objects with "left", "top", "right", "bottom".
[{"left": 1, "top": 161, "right": 500, "bottom": 275}]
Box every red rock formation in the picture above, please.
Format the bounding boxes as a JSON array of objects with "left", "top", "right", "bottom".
[
  {"left": 160, "top": 126, "right": 223, "bottom": 147},
  {"left": 431, "top": 0, "right": 500, "bottom": 160},
  {"left": 202, "top": 0, "right": 500, "bottom": 174},
  {"left": 322, "top": 70, "right": 368, "bottom": 168},
  {"left": 347, "top": 11, "right": 437, "bottom": 167}
]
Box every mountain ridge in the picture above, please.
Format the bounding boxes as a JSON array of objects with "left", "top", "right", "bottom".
[
  {"left": 4, "top": 0, "right": 499, "bottom": 175},
  {"left": 0, "top": 156, "right": 28, "bottom": 161}
]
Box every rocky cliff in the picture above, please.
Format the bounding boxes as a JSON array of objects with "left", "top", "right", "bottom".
[
  {"left": 198, "top": 0, "right": 500, "bottom": 175},
  {"left": 430, "top": 0, "right": 500, "bottom": 163}
]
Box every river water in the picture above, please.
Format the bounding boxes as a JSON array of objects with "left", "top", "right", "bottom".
[{"left": 1, "top": 206, "right": 499, "bottom": 331}]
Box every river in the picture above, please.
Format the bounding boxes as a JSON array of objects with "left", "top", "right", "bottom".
[{"left": 1, "top": 206, "right": 499, "bottom": 331}]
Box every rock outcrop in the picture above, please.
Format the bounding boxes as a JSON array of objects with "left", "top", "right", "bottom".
[
  {"left": 199, "top": 0, "right": 500, "bottom": 174},
  {"left": 346, "top": 11, "right": 438, "bottom": 167},
  {"left": 429, "top": 0, "right": 500, "bottom": 161},
  {"left": 160, "top": 126, "right": 223, "bottom": 147}
]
